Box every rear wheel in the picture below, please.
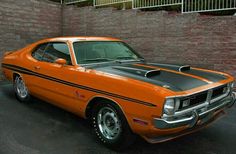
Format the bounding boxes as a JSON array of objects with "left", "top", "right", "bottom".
[
  {"left": 14, "top": 75, "right": 31, "bottom": 102},
  {"left": 92, "top": 102, "right": 135, "bottom": 150}
]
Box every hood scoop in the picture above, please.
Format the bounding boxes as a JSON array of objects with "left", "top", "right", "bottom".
[
  {"left": 145, "top": 70, "right": 161, "bottom": 78},
  {"left": 147, "top": 63, "right": 191, "bottom": 72},
  {"left": 179, "top": 65, "right": 191, "bottom": 72},
  {"left": 113, "top": 66, "right": 160, "bottom": 78}
]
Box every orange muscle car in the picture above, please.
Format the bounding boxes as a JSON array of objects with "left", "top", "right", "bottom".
[{"left": 1, "top": 37, "right": 236, "bottom": 150}]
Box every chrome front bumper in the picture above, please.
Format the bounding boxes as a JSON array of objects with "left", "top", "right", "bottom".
[{"left": 154, "top": 92, "right": 236, "bottom": 129}]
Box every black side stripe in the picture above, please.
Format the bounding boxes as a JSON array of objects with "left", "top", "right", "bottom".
[{"left": 2, "top": 63, "right": 156, "bottom": 107}]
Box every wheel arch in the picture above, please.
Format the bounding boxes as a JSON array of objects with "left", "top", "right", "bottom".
[
  {"left": 85, "top": 96, "right": 126, "bottom": 120},
  {"left": 12, "top": 72, "right": 28, "bottom": 90},
  {"left": 13, "top": 72, "right": 21, "bottom": 81}
]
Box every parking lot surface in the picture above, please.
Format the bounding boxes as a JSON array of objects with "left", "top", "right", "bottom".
[{"left": 0, "top": 81, "right": 236, "bottom": 154}]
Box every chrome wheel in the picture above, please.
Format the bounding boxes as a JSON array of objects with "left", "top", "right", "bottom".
[
  {"left": 97, "top": 107, "right": 122, "bottom": 140},
  {"left": 15, "top": 76, "right": 28, "bottom": 99}
]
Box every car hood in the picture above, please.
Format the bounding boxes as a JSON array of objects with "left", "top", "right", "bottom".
[{"left": 88, "top": 62, "right": 227, "bottom": 92}]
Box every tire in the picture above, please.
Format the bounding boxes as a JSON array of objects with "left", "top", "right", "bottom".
[
  {"left": 92, "top": 102, "right": 136, "bottom": 151},
  {"left": 13, "top": 75, "right": 31, "bottom": 102}
]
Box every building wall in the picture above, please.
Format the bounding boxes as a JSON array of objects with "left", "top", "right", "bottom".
[
  {"left": 0, "top": 0, "right": 61, "bottom": 79},
  {"left": 0, "top": 2, "right": 236, "bottom": 84},
  {"left": 63, "top": 6, "right": 236, "bottom": 82}
]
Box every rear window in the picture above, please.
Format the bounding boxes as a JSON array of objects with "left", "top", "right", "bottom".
[
  {"left": 31, "top": 43, "right": 48, "bottom": 61},
  {"left": 43, "top": 43, "right": 71, "bottom": 65},
  {"left": 31, "top": 42, "right": 72, "bottom": 65}
]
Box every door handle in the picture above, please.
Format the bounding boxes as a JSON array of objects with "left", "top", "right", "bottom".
[{"left": 34, "top": 66, "right": 40, "bottom": 70}]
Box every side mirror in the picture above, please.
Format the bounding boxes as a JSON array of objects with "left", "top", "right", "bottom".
[{"left": 55, "top": 58, "right": 67, "bottom": 65}]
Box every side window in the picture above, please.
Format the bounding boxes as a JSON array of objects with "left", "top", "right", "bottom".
[
  {"left": 42, "top": 42, "right": 72, "bottom": 65},
  {"left": 31, "top": 43, "right": 48, "bottom": 61}
]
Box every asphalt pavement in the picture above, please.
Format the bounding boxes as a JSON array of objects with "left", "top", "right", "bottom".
[{"left": 0, "top": 81, "right": 236, "bottom": 154}]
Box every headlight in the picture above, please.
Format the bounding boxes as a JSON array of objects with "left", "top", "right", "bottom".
[
  {"left": 164, "top": 98, "right": 175, "bottom": 115},
  {"left": 182, "top": 99, "right": 190, "bottom": 108}
]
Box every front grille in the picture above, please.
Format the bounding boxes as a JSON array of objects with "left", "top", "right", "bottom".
[
  {"left": 212, "top": 85, "right": 227, "bottom": 99},
  {"left": 179, "top": 91, "right": 208, "bottom": 110},
  {"left": 176, "top": 84, "right": 228, "bottom": 111}
]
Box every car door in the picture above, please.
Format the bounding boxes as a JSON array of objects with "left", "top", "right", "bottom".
[
  {"left": 29, "top": 42, "right": 83, "bottom": 113},
  {"left": 26, "top": 43, "right": 49, "bottom": 93}
]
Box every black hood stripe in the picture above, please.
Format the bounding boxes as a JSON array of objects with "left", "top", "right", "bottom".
[
  {"left": 184, "top": 69, "right": 226, "bottom": 82},
  {"left": 136, "top": 63, "right": 212, "bottom": 83},
  {"left": 146, "top": 63, "right": 226, "bottom": 82},
  {"left": 95, "top": 65, "right": 183, "bottom": 91},
  {"left": 93, "top": 63, "right": 209, "bottom": 91},
  {"left": 2, "top": 63, "right": 156, "bottom": 107},
  {"left": 85, "top": 63, "right": 211, "bottom": 91},
  {"left": 131, "top": 64, "right": 209, "bottom": 91},
  {"left": 92, "top": 64, "right": 208, "bottom": 91}
]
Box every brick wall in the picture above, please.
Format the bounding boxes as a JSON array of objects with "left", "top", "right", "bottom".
[
  {"left": 0, "top": 0, "right": 61, "bottom": 80},
  {"left": 63, "top": 6, "right": 236, "bottom": 82},
  {"left": 0, "top": 2, "right": 236, "bottom": 84}
]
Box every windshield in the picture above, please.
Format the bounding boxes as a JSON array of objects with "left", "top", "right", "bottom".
[{"left": 73, "top": 41, "right": 143, "bottom": 64}]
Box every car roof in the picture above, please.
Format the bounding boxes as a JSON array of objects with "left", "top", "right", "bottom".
[{"left": 41, "top": 36, "right": 122, "bottom": 42}]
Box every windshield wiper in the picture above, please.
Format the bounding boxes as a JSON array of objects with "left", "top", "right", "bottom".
[
  {"left": 115, "top": 56, "right": 145, "bottom": 62},
  {"left": 80, "top": 57, "right": 145, "bottom": 65},
  {"left": 80, "top": 58, "right": 114, "bottom": 63},
  {"left": 116, "top": 56, "right": 134, "bottom": 60}
]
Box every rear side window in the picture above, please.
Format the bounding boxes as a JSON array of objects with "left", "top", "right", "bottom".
[
  {"left": 32, "top": 43, "right": 48, "bottom": 61},
  {"left": 43, "top": 42, "right": 72, "bottom": 65}
]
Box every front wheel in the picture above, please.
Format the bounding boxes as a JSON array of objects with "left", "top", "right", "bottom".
[
  {"left": 14, "top": 75, "right": 31, "bottom": 102},
  {"left": 92, "top": 103, "right": 136, "bottom": 150}
]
